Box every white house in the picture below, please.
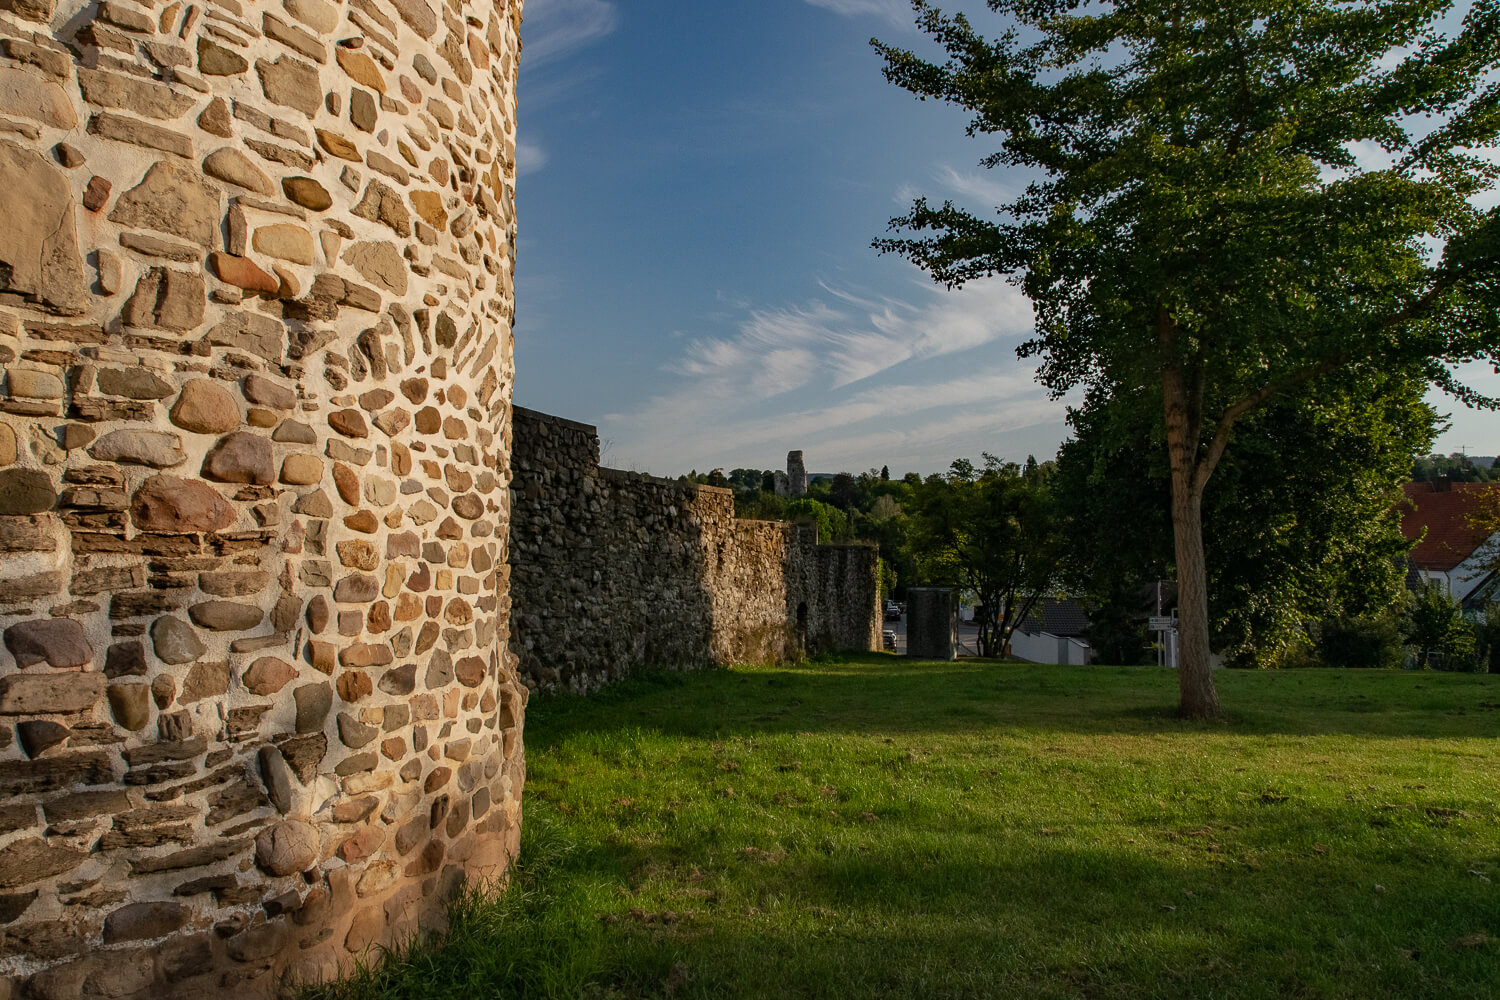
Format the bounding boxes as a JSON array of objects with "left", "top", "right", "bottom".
[{"left": 1400, "top": 480, "right": 1500, "bottom": 607}]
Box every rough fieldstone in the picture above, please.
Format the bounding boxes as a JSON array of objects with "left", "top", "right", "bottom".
[
  {"left": 350, "top": 88, "right": 377, "bottom": 132},
  {"left": 227, "top": 921, "right": 288, "bottom": 962},
  {"left": 0, "top": 672, "right": 105, "bottom": 714},
  {"left": 285, "top": 0, "right": 338, "bottom": 32},
  {"left": 282, "top": 176, "right": 332, "bottom": 211},
  {"left": 0, "top": 469, "right": 54, "bottom": 514},
  {"left": 150, "top": 616, "right": 206, "bottom": 665},
  {"left": 351, "top": 179, "right": 411, "bottom": 237},
  {"left": 201, "top": 431, "right": 274, "bottom": 484},
  {"left": 293, "top": 682, "right": 331, "bottom": 733},
  {"left": 242, "top": 656, "right": 296, "bottom": 695},
  {"left": 188, "top": 601, "right": 264, "bottom": 632},
  {"left": 0, "top": 838, "right": 87, "bottom": 888},
  {"left": 103, "top": 900, "right": 188, "bottom": 942},
  {"left": 328, "top": 408, "right": 368, "bottom": 438},
  {"left": 88, "top": 429, "right": 186, "bottom": 467},
  {"left": 170, "top": 379, "right": 239, "bottom": 434},
  {"left": 15, "top": 720, "right": 67, "bottom": 758},
  {"left": 197, "top": 37, "right": 248, "bottom": 75},
  {"left": 96, "top": 367, "right": 173, "bottom": 399},
  {"left": 378, "top": 663, "right": 417, "bottom": 696},
  {"left": 107, "top": 683, "right": 150, "bottom": 730},
  {"left": 120, "top": 267, "right": 206, "bottom": 332},
  {"left": 180, "top": 660, "right": 230, "bottom": 702},
  {"left": 343, "top": 241, "right": 409, "bottom": 295},
  {"left": 255, "top": 56, "right": 321, "bottom": 117},
  {"left": 409, "top": 190, "right": 447, "bottom": 230},
  {"left": 315, "top": 127, "right": 361, "bottom": 161},
  {"left": 335, "top": 48, "right": 386, "bottom": 93},
  {"left": 104, "top": 641, "right": 147, "bottom": 677},
  {"left": 390, "top": 0, "right": 436, "bottom": 37},
  {"left": 333, "top": 574, "right": 379, "bottom": 603},
  {"left": 255, "top": 819, "right": 318, "bottom": 875},
  {"left": 131, "top": 475, "right": 235, "bottom": 533},
  {"left": 108, "top": 160, "right": 222, "bottom": 247},
  {"left": 204, "top": 311, "right": 284, "bottom": 363},
  {"left": 257, "top": 745, "right": 294, "bottom": 813},
  {"left": 243, "top": 374, "right": 296, "bottom": 409},
  {"left": 0, "top": 140, "right": 87, "bottom": 313},
  {"left": 209, "top": 252, "right": 280, "bottom": 294},
  {"left": 336, "top": 711, "right": 379, "bottom": 749},
  {"left": 252, "top": 224, "right": 315, "bottom": 264},
  {"left": 0, "top": 423, "right": 16, "bottom": 466},
  {"left": 7, "top": 368, "right": 63, "bottom": 399},
  {"left": 202, "top": 147, "right": 274, "bottom": 195},
  {"left": 199, "top": 570, "right": 270, "bottom": 597},
  {"left": 280, "top": 454, "right": 323, "bottom": 485},
  {"left": 0, "top": 66, "right": 75, "bottom": 128},
  {"left": 5, "top": 619, "right": 91, "bottom": 670},
  {"left": 77, "top": 68, "right": 196, "bottom": 121},
  {"left": 0, "top": 889, "right": 37, "bottom": 923}
]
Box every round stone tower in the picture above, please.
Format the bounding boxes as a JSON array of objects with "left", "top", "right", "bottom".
[{"left": 0, "top": 0, "right": 525, "bottom": 994}]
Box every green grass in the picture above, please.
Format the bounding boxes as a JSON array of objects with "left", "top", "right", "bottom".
[{"left": 310, "top": 656, "right": 1500, "bottom": 999}]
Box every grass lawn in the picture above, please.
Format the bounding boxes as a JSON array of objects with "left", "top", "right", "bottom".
[{"left": 312, "top": 656, "right": 1500, "bottom": 999}]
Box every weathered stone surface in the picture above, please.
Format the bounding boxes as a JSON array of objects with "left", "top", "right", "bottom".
[
  {"left": 0, "top": 140, "right": 88, "bottom": 313},
  {"left": 255, "top": 819, "right": 318, "bottom": 875},
  {"left": 106, "top": 682, "right": 150, "bottom": 730},
  {"left": 409, "top": 189, "right": 448, "bottom": 230},
  {"left": 199, "top": 571, "right": 270, "bottom": 597},
  {"left": 280, "top": 453, "right": 323, "bottom": 485},
  {"left": 282, "top": 176, "right": 332, "bottom": 211},
  {"left": 5, "top": 619, "right": 92, "bottom": 668},
  {"left": 170, "top": 379, "right": 240, "bottom": 434},
  {"left": 389, "top": 0, "right": 437, "bottom": 37},
  {"left": 252, "top": 223, "right": 315, "bottom": 264},
  {"left": 150, "top": 616, "right": 206, "bottom": 665},
  {"left": 0, "top": 838, "right": 87, "bottom": 888},
  {"left": 120, "top": 266, "right": 206, "bottom": 331},
  {"left": 285, "top": 0, "right": 338, "bottom": 32},
  {"left": 334, "top": 574, "right": 379, "bottom": 603},
  {"left": 180, "top": 660, "right": 230, "bottom": 702},
  {"left": 351, "top": 179, "right": 411, "bottom": 236},
  {"left": 198, "top": 37, "right": 248, "bottom": 75},
  {"left": 0, "top": 469, "right": 54, "bottom": 514},
  {"left": 336, "top": 711, "right": 379, "bottom": 749},
  {"left": 0, "top": 66, "right": 75, "bottom": 128},
  {"left": 292, "top": 681, "right": 331, "bottom": 735},
  {"left": 336, "top": 48, "right": 387, "bottom": 93},
  {"left": 78, "top": 68, "right": 196, "bottom": 121},
  {"left": 7, "top": 368, "right": 62, "bottom": 399},
  {"left": 202, "top": 147, "right": 274, "bottom": 195},
  {"left": 204, "top": 310, "right": 284, "bottom": 363},
  {"left": 258, "top": 745, "right": 293, "bottom": 813},
  {"left": 0, "top": 672, "right": 105, "bottom": 714},
  {"left": 88, "top": 429, "right": 186, "bottom": 467},
  {"left": 202, "top": 431, "right": 274, "bottom": 484},
  {"left": 16, "top": 720, "right": 67, "bottom": 758},
  {"left": 189, "top": 601, "right": 264, "bottom": 632},
  {"left": 243, "top": 374, "right": 296, "bottom": 410},
  {"left": 209, "top": 251, "right": 280, "bottom": 294},
  {"left": 350, "top": 88, "right": 377, "bottom": 132},
  {"left": 131, "top": 475, "right": 235, "bottom": 533},
  {"left": 343, "top": 241, "right": 409, "bottom": 295},
  {"left": 328, "top": 408, "right": 368, "bottom": 438},
  {"left": 96, "top": 367, "right": 173, "bottom": 399},
  {"left": 103, "top": 901, "right": 189, "bottom": 943},
  {"left": 243, "top": 656, "right": 296, "bottom": 695},
  {"left": 315, "top": 127, "right": 362, "bottom": 161},
  {"left": 255, "top": 56, "right": 321, "bottom": 117},
  {"left": 108, "top": 160, "right": 221, "bottom": 247},
  {"left": 104, "top": 641, "right": 147, "bottom": 677}
]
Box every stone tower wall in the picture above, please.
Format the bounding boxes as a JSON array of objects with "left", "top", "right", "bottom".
[{"left": 0, "top": 0, "right": 523, "bottom": 994}]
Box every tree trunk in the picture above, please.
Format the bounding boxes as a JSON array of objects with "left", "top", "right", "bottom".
[{"left": 1163, "top": 366, "right": 1222, "bottom": 719}]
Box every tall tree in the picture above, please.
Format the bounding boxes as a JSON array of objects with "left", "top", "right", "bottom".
[
  {"left": 875, "top": 0, "right": 1500, "bottom": 716},
  {"left": 906, "top": 456, "right": 1064, "bottom": 657}
]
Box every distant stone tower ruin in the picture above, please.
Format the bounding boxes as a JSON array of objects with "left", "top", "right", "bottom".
[
  {"left": 786, "top": 450, "right": 807, "bottom": 498},
  {"left": 0, "top": 0, "right": 525, "bottom": 994}
]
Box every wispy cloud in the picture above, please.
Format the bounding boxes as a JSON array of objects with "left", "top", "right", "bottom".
[
  {"left": 518, "top": 0, "right": 618, "bottom": 70},
  {"left": 804, "top": 0, "right": 915, "bottom": 29},
  {"left": 603, "top": 276, "right": 1064, "bottom": 474},
  {"left": 515, "top": 140, "right": 548, "bottom": 176}
]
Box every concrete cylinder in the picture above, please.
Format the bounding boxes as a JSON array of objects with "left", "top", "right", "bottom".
[{"left": 0, "top": 0, "right": 524, "bottom": 993}]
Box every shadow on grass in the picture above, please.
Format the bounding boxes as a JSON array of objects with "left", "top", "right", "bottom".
[{"left": 526, "top": 656, "right": 1500, "bottom": 749}]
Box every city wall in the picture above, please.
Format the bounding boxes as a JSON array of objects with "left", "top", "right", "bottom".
[
  {"left": 508, "top": 406, "right": 880, "bottom": 695},
  {"left": 0, "top": 0, "right": 524, "bottom": 994}
]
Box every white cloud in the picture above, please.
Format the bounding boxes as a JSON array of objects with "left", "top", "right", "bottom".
[
  {"left": 804, "top": 0, "right": 914, "bottom": 28},
  {"left": 515, "top": 140, "right": 548, "bottom": 176},
  {"left": 519, "top": 0, "right": 618, "bottom": 69},
  {"left": 603, "top": 276, "right": 1063, "bottom": 474}
]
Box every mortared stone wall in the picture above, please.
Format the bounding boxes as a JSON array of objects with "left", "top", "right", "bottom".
[{"left": 0, "top": 0, "right": 524, "bottom": 994}]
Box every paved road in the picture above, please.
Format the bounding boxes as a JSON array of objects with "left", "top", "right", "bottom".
[{"left": 882, "top": 616, "right": 983, "bottom": 657}]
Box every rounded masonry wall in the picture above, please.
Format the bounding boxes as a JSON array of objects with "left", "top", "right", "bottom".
[{"left": 0, "top": 0, "right": 524, "bottom": 995}]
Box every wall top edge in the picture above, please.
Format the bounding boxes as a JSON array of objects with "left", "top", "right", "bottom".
[{"left": 512, "top": 405, "right": 600, "bottom": 436}]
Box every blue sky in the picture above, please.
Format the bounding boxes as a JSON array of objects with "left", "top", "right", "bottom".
[{"left": 513, "top": 0, "right": 1498, "bottom": 477}]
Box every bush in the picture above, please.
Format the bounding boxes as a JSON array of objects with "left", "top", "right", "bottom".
[
  {"left": 1315, "top": 613, "right": 1405, "bottom": 670},
  {"left": 1409, "top": 582, "right": 1479, "bottom": 671}
]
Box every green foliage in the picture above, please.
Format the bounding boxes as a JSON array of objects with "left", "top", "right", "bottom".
[
  {"left": 875, "top": 0, "right": 1500, "bottom": 715},
  {"left": 1314, "top": 612, "right": 1409, "bottom": 670},
  {"left": 1410, "top": 582, "right": 1480, "bottom": 670},
  {"left": 785, "top": 498, "right": 852, "bottom": 543},
  {"left": 309, "top": 657, "right": 1500, "bottom": 1000},
  {"left": 1413, "top": 454, "right": 1496, "bottom": 483},
  {"left": 905, "top": 454, "right": 1064, "bottom": 656}
]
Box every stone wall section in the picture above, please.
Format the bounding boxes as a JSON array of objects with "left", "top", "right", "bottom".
[
  {"left": 509, "top": 407, "right": 879, "bottom": 695},
  {"left": 0, "top": 0, "right": 524, "bottom": 995}
]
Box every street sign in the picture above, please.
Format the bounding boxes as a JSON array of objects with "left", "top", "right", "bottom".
[{"left": 1148, "top": 616, "right": 1175, "bottom": 632}]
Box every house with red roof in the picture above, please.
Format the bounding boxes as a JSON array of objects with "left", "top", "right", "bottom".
[{"left": 1400, "top": 480, "right": 1500, "bottom": 607}]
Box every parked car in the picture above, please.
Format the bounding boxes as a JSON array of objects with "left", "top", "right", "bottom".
[
  {"left": 884, "top": 601, "right": 901, "bottom": 621},
  {"left": 883, "top": 629, "right": 897, "bottom": 651}
]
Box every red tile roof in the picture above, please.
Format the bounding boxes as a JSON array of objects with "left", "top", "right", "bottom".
[{"left": 1400, "top": 482, "right": 1500, "bottom": 572}]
